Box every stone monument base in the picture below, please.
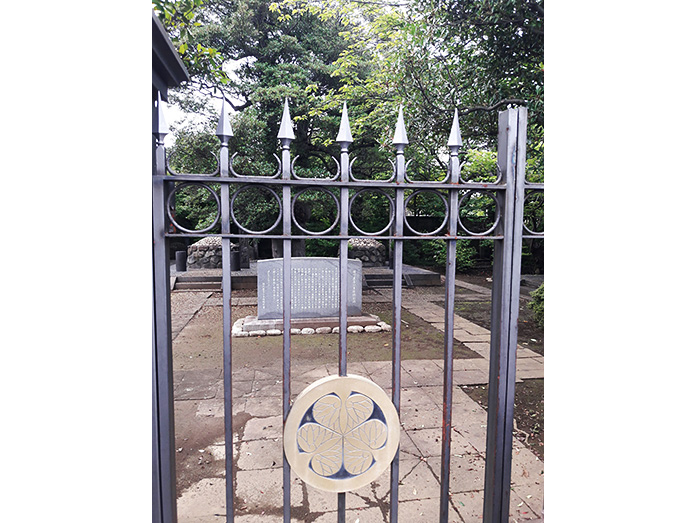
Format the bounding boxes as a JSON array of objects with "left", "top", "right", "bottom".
[{"left": 233, "top": 314, "right": 391, "bottom": 337}]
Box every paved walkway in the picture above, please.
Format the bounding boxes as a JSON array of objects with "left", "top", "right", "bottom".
[{"left": 171, "top": 281, "right": 543, "bottom": 522}]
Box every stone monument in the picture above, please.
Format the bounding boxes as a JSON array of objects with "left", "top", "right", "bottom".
[
  {"left": 257, "top": 257, "right": 362, "bottom": 319},
  {"left": 233, "top": 257, "right": 391, "bottom": 336}
]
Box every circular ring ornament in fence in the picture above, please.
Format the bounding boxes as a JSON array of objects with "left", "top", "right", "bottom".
[
  {"left": 352, "top": 157, "right": 397, "bottom": 183},
  {"left": 229, "top": 152, "right": 282, "bottom": 179},
  {"left": 230, "top": 185, "right": 282, "bottom": 235},
  {"left": 291, "top": 187, "right": 341, "bottom": 235},
  {"left": 348, "top": 188, "right": 395, "bottom": 236},
  {"left": 403, "top": 158, "right": 450, "bottom": 184},
  {"left": 291, "top": 155, "right": 341, "bottom": 182},
  {"left": 283, "top": 374, "right": 400, "bottom": 493},
  {"left": 166, "top": 149, "right": 220, "bottom": 176},
  {"left": 166, "top": 182, "right": 221, "bottom": 234},
  {"left": 457, "top": 191, "right": 500, "bottom": 236},
  {"left": 403, "top": 190, "right": 449, "bottom": 236},
  {"left": 458, "top": 157, "right": 501, "bottom": 185},
  {"left": 522, "top": 191, "right": 544, "bottom": 235}
]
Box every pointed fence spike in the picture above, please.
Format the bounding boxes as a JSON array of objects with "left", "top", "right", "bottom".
[
  {"left": 216, "top": 99, "right": 233, "bottom": 141},
  {"left": 277, "top": 97, "right": 296, "bottom": 140},
  {"left": 155, "top": 92, "right": 169, "bottom": 138},
  {"left": 447, "top": 108, "right": 462, "bottom": 147},
  {"left": 392, "top": 105, "right": 409, "bottom": 145},
  {"left": 336, "top": 102, "right": 353, "bottom": 143}
]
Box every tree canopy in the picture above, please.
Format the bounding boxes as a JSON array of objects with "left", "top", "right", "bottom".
[
  {"left": 155, "top": 0, "right": 543, "bottom": 172},
  {"left": 154, "top": 0, "right": 543, "bottom": 271}
]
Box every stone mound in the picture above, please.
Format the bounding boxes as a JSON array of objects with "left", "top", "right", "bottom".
[
  {"left": 187, "top": 237, "right": 237, "bottom": 269},
  {"left": 348, "top": 238, "right": 387, "bottom": 267}
]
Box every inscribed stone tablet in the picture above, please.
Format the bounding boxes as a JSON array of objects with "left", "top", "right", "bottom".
[{"left": 257, "top": 258, "right": 362, "bottom": 319}]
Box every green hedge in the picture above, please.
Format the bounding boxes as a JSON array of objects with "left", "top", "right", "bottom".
[{"left": 528, "top": 283, "right": 544, "bottom": 328}]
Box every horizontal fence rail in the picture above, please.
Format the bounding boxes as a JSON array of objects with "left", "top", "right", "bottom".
[{"left": 153, "top": 96, "right": 543, "bottom": 523}]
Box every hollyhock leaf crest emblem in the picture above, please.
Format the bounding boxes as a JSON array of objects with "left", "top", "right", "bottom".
[
  {"left": 283, "top": 374, "right": 400, "bottom": 493},
  {"left": 297, "top": 392, "right": 388, "bottom": 478}
]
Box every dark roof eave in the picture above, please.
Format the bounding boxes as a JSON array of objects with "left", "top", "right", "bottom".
[{"left": 152, "top": 10, "right": 190, "bottom": 93}]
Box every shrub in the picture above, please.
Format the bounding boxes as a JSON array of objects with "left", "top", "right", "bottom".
[
  {"left": 306, "top": 238, "right": 339, "bottom": 257},
  {"left": 528, "top": 283, "right": 544, "bottom": 328},
  {"left": 404, "top": 239, "right": 478, "bottom": 272}
]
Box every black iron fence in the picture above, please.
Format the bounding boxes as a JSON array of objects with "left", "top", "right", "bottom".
[{"left": 152, "top": 95, "right": 543, "bottom": 523}]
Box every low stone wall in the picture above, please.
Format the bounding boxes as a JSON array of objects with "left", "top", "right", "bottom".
[
  {"left": 348, "top": 238, "right": 387, "bottom": 267},
  {"left": 187, "top": 237, "right": 236, "bottom": 269}
]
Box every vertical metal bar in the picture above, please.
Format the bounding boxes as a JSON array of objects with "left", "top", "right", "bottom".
[
  {"left": 278, "top": 98, "right": 295, "bottom": 523},
  {"left": 390, "top": 139, "right": 406, "bottom": 523},
  {"left": 217, "top": 103, "right": 235, "bottom": 523},
  {"left": 152, "top": 93, "right": 177, "bottom": 523},
  {"left": 336, "top": 103, "right": 352, "bottom": 523},
  {"left": 338, "top": 140, "right": 350, "bottom": 377},
  {"left": 337, "top": 494, "right": 346, "bottom": 523},
  {"left": 281, "top": 132, "right": 293, "bottom": 523},
  {"left": 439, "top": 122, "right": 461, "bottom": 522},
  {"left": 153, "top": 306, "right": 163, "bottom": 523},
  {"left": 482, "top": 107, "right": 527, "bottom": 523}
]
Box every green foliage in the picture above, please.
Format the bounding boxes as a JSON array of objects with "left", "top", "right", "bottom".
[
  {"left": 293, "top": 187, "right": 340, "bottom": 233},
  {"left": 157, "top": 0, "right": 543, "bottom": 258},
  {"left": 168, "top": 126, "right": 219, "bottom": 173},
  {"left": 173, "top": 183, "right": 221, "bottom": 232},
  {"left": 163, "top": 0, "right": 382, "bottom": 173},
  {"left": 161, "top": 0, "right": 543, "bottom": 183},
  {"left": 306, "top": 238, "right": 339, "bottom": 257},
  {"left": 528, "top": 282, "right": 544, "bottom": 328},
  {"left": 153, "top": 0, "right": 230, "bottom": 86},
  {"left": 521, "top": 239, "right": 544, "bottom": 274},
  {"left": 350, "top": 190, "right": 392, "bottom": 234},
  {"left": 404, "top": 239, "right": 478, "bottom": 273},
  {"left": 233, "top": 186, "right": 283, "bottom": 233},
  {"left": 461, "top": 150, "right": 498, "bottom": 183},
  {"left": 267, "top": 0, "right": 543, "bottom": 180},
  {"left": 165, "top": 125, "right": 220, "bottom": 231},
  {"left": 229, "top": 107, "right": 278, "bottom": 177}
]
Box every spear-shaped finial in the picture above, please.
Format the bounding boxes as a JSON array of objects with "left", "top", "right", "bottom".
[
  {"left": 154, "top": 91, "right": 169, "bottom": 141},
  {"left": 336, "top": 102, "right": 353, "bottom": 143},
  {"left": 392, "top": 105, "right": 409, "bottom": 145},
  {"left": 216, "top": 99, "right": 233, "bottom": 142},
  {"left": 447, "top": 108, "right": 462, "bottom": 147},
  {"left": 277, "top": 97, "right": 295, "bottom": 140}
]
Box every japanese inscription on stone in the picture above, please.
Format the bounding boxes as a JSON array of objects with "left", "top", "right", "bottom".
[{"left": 257, "top": 257, "right": 362, "bottom": 320}]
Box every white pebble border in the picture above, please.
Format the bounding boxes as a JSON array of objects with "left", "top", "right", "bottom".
[{"left": 232, "top": 318, "right": 392, "bottom": 337}]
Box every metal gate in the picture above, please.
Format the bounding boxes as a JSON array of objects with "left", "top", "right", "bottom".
[{"left": 153, "top": 95, "right": 543, "bottom": 522}]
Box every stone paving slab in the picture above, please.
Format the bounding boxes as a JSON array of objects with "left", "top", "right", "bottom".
[
  {"left": 463, "top": 342, "right": 491, "bottom": 358},
  {"left": 517, "top": 347, "right": 541, "bottom": 359},
  {"left": 238, "top": 439, "right": 283, "bottom": 470},
  {"left": 450, "top": 489, "right": 541, "bottom": 522},
  {"left": 177, "top": 478, "right": 228, "bottom": 522},
  {"left": 242, "top": 415, "right": 283, "bottom": 441},
  {"left": 312, "top": 507, "right": 386, "bottom": 523},
  {"left": 175, "top": 362, "right": 544, "bottom": 522},
  {"left": 235, "top": 468, "right": 304, "bottom": 513},
  {"left": 398, "top": 498, "right": 464, "bottom": 522},
  {"left": 452, "top": 279, "right": 491, "bottom": 294},
  {"left": 170, "top": 291, "right": 213, "bottom": 338},
  {"left": 174, "top": 369, "right": 223, "bottom": 400},
  {"left": 400, "top": 405, "right": 443, "bottom": 430},
  {"left": 173, "top": 284, "right": 543, "bottom": 522}
]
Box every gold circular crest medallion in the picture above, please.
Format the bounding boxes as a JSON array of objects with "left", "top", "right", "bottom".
[{"left": 283, "top": 374, "right": 400, "bottom": 493}]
